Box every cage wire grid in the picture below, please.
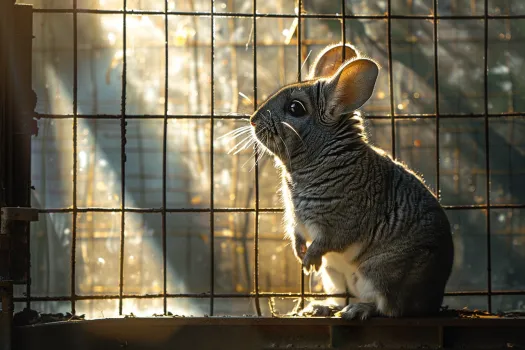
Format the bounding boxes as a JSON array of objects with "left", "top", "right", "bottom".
[{"left": 16, "top": 0, "right": 525, "bottom": 318}]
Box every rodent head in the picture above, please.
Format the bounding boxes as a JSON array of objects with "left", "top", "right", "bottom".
[{"left": 250, "top": 43, "right": 379, "bottom": 170}]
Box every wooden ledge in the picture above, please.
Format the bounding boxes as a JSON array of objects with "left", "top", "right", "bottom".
[{"left": 13, "top": 316, "right": 525, "bottom": 349}]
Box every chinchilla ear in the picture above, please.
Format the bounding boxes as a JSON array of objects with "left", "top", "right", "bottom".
[
  {"left": 308, "top": 43, "right": 359, "bottom": 79},
  {"left": 320, "top": 58, "right": 379, "bottom": 124}
]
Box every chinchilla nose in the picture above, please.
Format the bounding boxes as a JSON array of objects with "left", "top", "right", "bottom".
[{"left": 249, "top": 113, "right": 258, "bottom": 126}]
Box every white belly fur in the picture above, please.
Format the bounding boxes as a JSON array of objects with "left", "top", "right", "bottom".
[
  {"left": 296, "top": 219, "right": 362, "bottom": 297},
  {"left": 323, "top": 245, "right": 361, "bottom": 296},
  {"left": 296, "top": 219, "right": 384, "bottom": 308}
]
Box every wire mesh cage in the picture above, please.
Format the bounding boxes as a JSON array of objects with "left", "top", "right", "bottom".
[{"left": 12, "top": 0, "right": 525, "bottom": 320}]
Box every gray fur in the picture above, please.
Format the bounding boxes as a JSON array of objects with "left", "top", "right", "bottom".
[{"left": 248, "top": 43, "right": 454, "bottom": 320}]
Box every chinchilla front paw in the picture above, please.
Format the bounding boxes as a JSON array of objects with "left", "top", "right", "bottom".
[
  {"left": 339, "top": 302, "right": 377, "bottom": 321},
  {"left": 293, "top": 235, "right": 307, "bottom": 263},
  {"left": 302, "top": 250, "right": 322, "bottom": 275}
]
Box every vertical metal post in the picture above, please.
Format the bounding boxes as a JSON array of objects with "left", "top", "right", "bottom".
[
  {"left": 433, "top": 0, "right": 441, "bottom": 201},
  {"left": 296, "top": 0, "right": 305, "bottom": 311},
  {"left": 252, "top": 0, "right": 262, "bottom": 317},
  {"left": 118, "top": 0, "right": 128, "bottom": 316},
  {"left": 162, "top": 0, "right": 169, "bottom": 315},
  {"left": 483, "top": 0, "right": 493, "bottom": 313},
  {"left": 71, "top": 0, "right": 79, "bottom": 316},
  {"left": 0, "top": 2, "right": 36, "bottom": 349},
  {"left": 210, "top": 0, "right": 216, "bottom": 316},
  {"left": 0, "top": 2, "right": 36, "bottom": 281}
]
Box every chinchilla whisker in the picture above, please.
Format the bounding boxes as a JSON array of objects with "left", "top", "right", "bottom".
[
  {"left": 298, "top": 49, "right": 312, "bottom": 80},
  {"left": 281, "top": 122, "right": 306, "bottom": 147},
  {"left": 221, "top": 129, "right": 252, "bottom": 144},
  {"left": 249, "top": 144, "right": 264, "bottom": 171},
  {"left": 227, "top": 133, "right": 254, "bottom": 154},
  {"left": 238, "top": 91, "right": 253, "bottom": 104},
  {"left": 248, "top": 155, "right": 258, "bottom": 172},
  {"left": 232, "top": 127, "right": 267, "bottom": 155},
  {"left": 246, "top": 133, "right": 270, "bottom": 171},
  {"left": 248, "top": 148, "right": 266, "bottom": 172},
  {"left": 226, "top": 132, "right": 252, "bottom": 152},
  {"left": 221, "top": 131, "right": 251, "bottom": 145},
  {"left": 243, "top": 150, "right": 258, "bottom": 170},
  {"left": 230, "top": 136, "right": 254, "bottom": 155},
  {"left": 273, "top": 135, "right": 287, "bottom": 172},
  {"left": 278, "top": 134, "right": 293, "bottom": 174},
  {"left": 240, "top": 155, "right": 257, "bottom": 171},
  {"left": 217, "top": 125, "right": 251, "bottom": 140},
  {"left": 232, "top": 137, "right": 256, "bottom": 155}
]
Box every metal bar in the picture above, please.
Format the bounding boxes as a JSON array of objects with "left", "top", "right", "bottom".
[
  {"left": 483, "top": 0, "right": 492, "bottom": 313},
  {"left": 387, "top": 0, "right": 396, "bottom": 159},
  {"left": 32, "top": 202, "right": 525, "bottom": 214},
  {"left": 34, "top": 112, "right": 525, "bottom": 120},
  {"left": 341, "top": 0, "right": 351, "bottom": 309},
  {"left": 434, "top": 0, "right": 441, "bottom": 200},
  {"left": 70, "top": 0, "right": 78, "bottom": 315},
  {"left": 1, "top": 12, "right": 35, "bottom": 348},
  {"left": 29, "top": 38, "right": 522, "bottom": 53},
  {"left": 118, "top": 0, "right": 128, "bottom": 316},
  {"left": 11, "top": 289, "right": 525, "bottom": 303},
  {"left": 252, "top": 0, "right": 261, "bottom": 317},
  {"left": 30, "top": 8, "right": 525, "bottom": 20},
  {"left": 296, "top": 0, "right": 305, "bottom": 311},
  {"left": 209, "top": 0, "right": 215, "bottom": 317},
  {"left": 386, "top": 0, "right": 398, "bottom": 296},
  {"left": 162, "top": 0, "right": 169, "bottom": 316}
]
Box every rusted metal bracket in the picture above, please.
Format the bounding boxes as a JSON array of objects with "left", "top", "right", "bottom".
[{"left": 0, "top": 207, "right": 39, "bottom": 224}]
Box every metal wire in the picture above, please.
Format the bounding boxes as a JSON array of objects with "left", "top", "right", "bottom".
[
  {"left": 162, "top": 0, "right": 169, "bottom": 316},
  {"left": 30, "top": 203, "right": 525, "bottom": 214},
  {"left": 30, "top": 8, "right": 525, "bottom": 20},
  {"left": 483, "top": 0, "right": 493, "bottom": 313},
  {"left": 12, "top": 289, "right": 525, "bottom": 303},
  {"left": 34, "top": 112, "right": 525, "bottom": 120},
  {"left": 296, "top": 0, "right": 305, "bottom": 311},
  {"left": 433, "top": 0, "right": 441, "bottom": 201},
  {"left": 70, "top": 0, "right": 78, "bottom": 315},
  {"left": 118, "top": 0, "right": 128, "bottom": 316},
  {"left": 209, "top": 0, "right": 216, "bottom": 316},
  {"left": 252, "top": 0, "right": 262, "bottom": 317}
]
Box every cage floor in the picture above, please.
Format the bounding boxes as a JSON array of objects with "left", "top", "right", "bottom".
[{"left": 13, "top": 315, "right": 525, "bottom": 350}]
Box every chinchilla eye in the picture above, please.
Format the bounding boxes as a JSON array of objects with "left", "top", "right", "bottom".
[{"left": 288, "top": 100, "right": 307, "bottom": 117}]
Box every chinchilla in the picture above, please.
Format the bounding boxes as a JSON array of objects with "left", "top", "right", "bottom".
[{"left": 247, "top": 43, "right": 454, "bottom": 320}]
